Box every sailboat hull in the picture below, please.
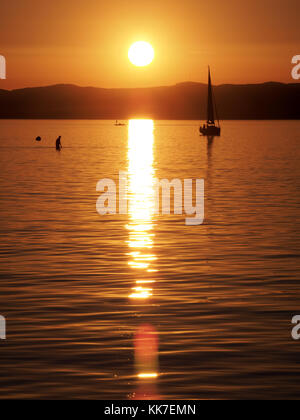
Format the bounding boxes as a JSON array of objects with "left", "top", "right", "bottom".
[{"left": 199, "top": 125, "right": 221, "bottom": 136}]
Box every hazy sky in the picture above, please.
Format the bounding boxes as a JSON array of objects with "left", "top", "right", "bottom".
[{"left": 0, "top": 0, "right": 299, "bottom": 89}]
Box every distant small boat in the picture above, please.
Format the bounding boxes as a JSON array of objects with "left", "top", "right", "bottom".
[
  {"left": 114, "top": 120, "right": 126, "bottom": 126},
  {"left": 199, "top": 67, "right": 221, "bottom": 136}
]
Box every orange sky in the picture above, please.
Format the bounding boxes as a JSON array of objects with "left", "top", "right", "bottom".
[{"left": 0, "top": 0, "right": 299, "bottom": 89}]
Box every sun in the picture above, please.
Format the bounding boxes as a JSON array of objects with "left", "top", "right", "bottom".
[{"left": 128, "top": 41, "right": 154, "bottom": 67}]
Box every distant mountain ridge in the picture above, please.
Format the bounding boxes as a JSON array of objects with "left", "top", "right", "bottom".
[{"left": 0, "top": 82, "right": 299, "bottom": 119}]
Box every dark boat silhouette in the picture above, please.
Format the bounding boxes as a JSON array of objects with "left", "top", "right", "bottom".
[
  {"left": 199, "top": 67, "right": 221, "bottom": 136},
  {"left": 114, "top": 120, "right": 127, "bottom": 126}
]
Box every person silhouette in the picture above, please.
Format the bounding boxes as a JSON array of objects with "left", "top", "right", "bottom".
[{"left": 55, "top": 136, "right": 62, "bottom": 150}]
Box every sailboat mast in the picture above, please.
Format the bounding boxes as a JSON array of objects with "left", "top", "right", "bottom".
[{"left": 207, "top": 66, "right": 215, "bottom": 125}]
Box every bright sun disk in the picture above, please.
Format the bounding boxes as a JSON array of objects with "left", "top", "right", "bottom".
[{"left": 128, "top": 41, "right": 154, "bottom": 67}]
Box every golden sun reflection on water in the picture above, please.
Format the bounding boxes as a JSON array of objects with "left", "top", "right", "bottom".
[
  {"left": 132, "top": 324, "right": 160, "bottom": 399},
  {"left": 138, "top": 373, "right": 158, "bottom": 379},
  {"left": 127, "top": 120, "right": 157, "bottom": 300},
  {"left": 126, "top": 121, "right": 159, "bottom": 395}
]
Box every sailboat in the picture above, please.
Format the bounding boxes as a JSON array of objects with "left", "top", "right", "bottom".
[
  {"left": 114, "top": 120, "right": 126, "bottom": 126},
  {"left": 199, "top": 67, "right": 221, "bottom": 136}
]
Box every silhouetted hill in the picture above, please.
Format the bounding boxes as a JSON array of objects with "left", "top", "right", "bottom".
[{"left": 0, "top": 82, "right": 299, "bottom": 119}]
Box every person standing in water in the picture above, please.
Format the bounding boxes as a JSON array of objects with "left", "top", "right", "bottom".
[{"left": 55, "top": 136, "right": 62, "bottom": 150}]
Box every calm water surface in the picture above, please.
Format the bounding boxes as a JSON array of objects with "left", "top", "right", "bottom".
[{"left": 0, "top": 120, "right": 299, "bottom": 399}]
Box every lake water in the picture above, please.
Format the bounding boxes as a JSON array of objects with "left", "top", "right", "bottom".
[{"left": 0, "top": 119, "right": 299, "bottom": 399}]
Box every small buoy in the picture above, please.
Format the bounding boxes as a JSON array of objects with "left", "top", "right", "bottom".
[{"left": 36, "top": 136, "right": 41, "bottom": 141}]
